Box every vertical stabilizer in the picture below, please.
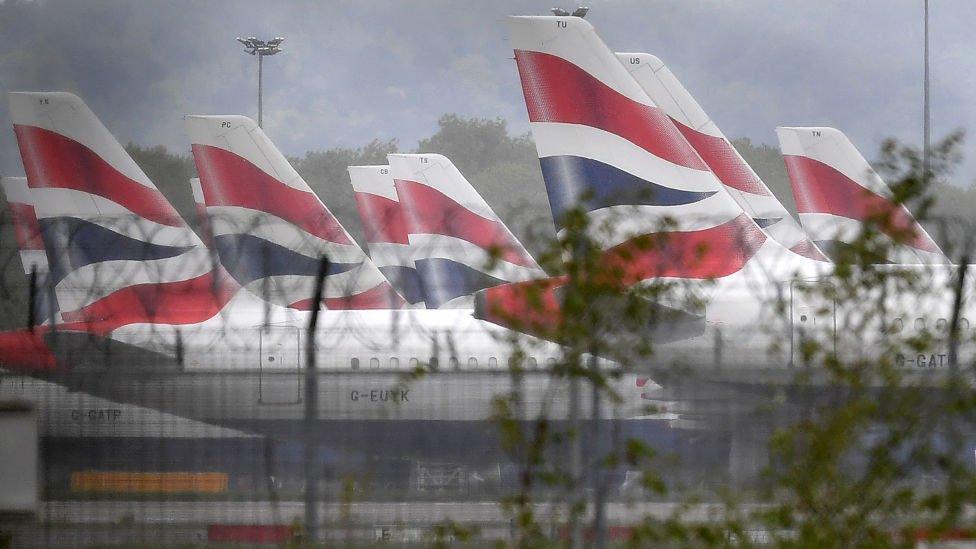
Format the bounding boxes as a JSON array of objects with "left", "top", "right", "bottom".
[
  {"left": 186, "top": 115, "right": 405, "bottom": 309},
  {"left": 348, "top": 165, "right": 425, "bottom": 305},
  {"left": 506, "top": 16, "right": 802, "bottom": 283},
  {"left": 388, "top": 153, "right": 545, "bottom": 308},
  {"left": 776, "top": 126, "right": 947, "bottom": 264},
  {"left": 615, "top": 52, "right": 828, "bottom": 262},
  {"left": 477, "top": 16, "right": 817, "bottom": 332},
  {"left": 8, "top": 91, "right": 235, "bottom": 333}
]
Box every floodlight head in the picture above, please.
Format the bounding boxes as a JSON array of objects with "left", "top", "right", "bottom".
[
  {"left": 238, "top": 37, "right": 257, "bottom": 55},
  {"left": 236, "top": 36, "right": 284, "bottom": 56},
  {"left": 572, "top": 6, "right": 589, "bottom": 17},
  {"left": 551, "top": 7, "right": 570, "bottom": 16}
]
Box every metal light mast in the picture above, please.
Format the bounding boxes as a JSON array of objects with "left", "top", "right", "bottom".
[
  {"left": 236, "top": 36, "right": 284, "bottom": 128},
  {"left": 923, "top": 0, "right": 930, "bottom": 185}
]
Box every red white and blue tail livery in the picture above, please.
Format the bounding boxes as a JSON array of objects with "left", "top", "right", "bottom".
[
  {"left": 186, "top": 115, "right": 405, "bottom": 310},
  {"left": 348, "top": 165, "right": 425, "bottom": 306},
  {"left": 506, "top": 16, "right": 809, "bottom": 284},
  {"left": 388, "top": 153, "right": 545, "bottom": 309},
  {"left": 479, "top": 16, "right": 818, "bottom": 333},
  {"left": 615, "top": 52, "right": 828, "bottom": 263},
  {"left": 777, "top": 126, "right": 948, "bottom": 264},
  {"left": 8, "top": 91, "right": 236, "bottom": 335}
]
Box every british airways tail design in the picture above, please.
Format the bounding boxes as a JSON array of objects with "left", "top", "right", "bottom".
[
  {"left": 348, "top": 165, "right": 425, "bottom": 306},
  {"left": 615, "top": 52, "right": 829, "bottom": 263},
  {"left": 507, "top": 16, "right": 808, "bottom": 281},
  {"left": 388, "top": 153, "right": 545, "bottom": 309},
  {"left": 479, "top": 16, "right": 817, "bottom": 333},
  {"left": 776, "top": 126, "right": 948, "bottom": 264},
  {"left": 186, "top": 115, "right": 405, "bottom": 310},
  {"left": 8, "top": 91, "right": 236, "bottom": 334}
]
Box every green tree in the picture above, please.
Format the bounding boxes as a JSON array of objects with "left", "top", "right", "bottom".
[
  {"left": 291, "top": 138, "right": 399, "bottom": 246},
  {"left": 417, "top": 114, "right": 537, "bottom": 177},
  {"left": 125, "top": 143, "right": 197, "bottom": 228},
  {"left": 419, "top": 114, "right": 552, "bottom": 255},
  {"left": 480, "top": 133, "right": 976, "bottom": 547},
  {"left": 731, "top": 137, "right": 797, "bottom": 215}
]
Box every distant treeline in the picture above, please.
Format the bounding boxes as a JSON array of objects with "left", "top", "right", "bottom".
[{"left": 127, "top": 113, "right": 973, "bottom": 259}]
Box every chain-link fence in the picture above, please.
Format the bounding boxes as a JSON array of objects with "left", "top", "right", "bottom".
[{"left": 3, "top": 174, "right": 976, "bottom": 547}]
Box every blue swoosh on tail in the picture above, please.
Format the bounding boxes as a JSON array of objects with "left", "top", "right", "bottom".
[
  {"left": 378, "top": 265, "right": 425, "bottom": 305},
  {"left": 415, "top": 258, "right": 505, "bottom": 309},
  {"left": 213, "top": 233, "right": 358, "bottom": 286},
  {"left": 40, "top": 217, "right": 195, "bottom": 285},
  {"left": 539, "top": 156, "right": 715, "bottom": 227}
]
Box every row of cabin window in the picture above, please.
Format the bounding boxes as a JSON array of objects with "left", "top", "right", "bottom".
[
  {"left": 889, "top": 317, "right": 970, "bottom": 333},
  {"left": 348, "top": 356, "right": 556, "bottom": 370}
]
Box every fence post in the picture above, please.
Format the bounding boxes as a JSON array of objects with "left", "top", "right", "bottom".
[
  {"left": 948, "top": 256, "right": 969, "bottom": 370},
  {"left": 27, "top": 265, "right": 36, "bottom": 331},
  {"left": 590, "top": 354, "right": 606, "bottom": 549},
  {"left": 304, "top": 255, "right": 329, "bottom": 542}
]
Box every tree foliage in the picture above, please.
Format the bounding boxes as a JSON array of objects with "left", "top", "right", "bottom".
[
  {"left": 732, "top": 137, "right": 797, "bottom": 213},
  {"left": 3, "top": 108, "right": 976, "bottom": 544},
  {"left": 290, "top": 138, "right": 399, "bottom": 243},
  {"left": 417, "top": 114, "right": 552, "bottom": 253},
  {"left": 482, "top": 132, "right": 976, "bottom": 547},
  {"left": 125, "top": 143, "right": 197, "bottom": 227}
]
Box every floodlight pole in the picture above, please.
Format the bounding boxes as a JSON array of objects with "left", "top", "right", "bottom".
[
  {"left": 258, "top": 52, "right": 264, "bottom": 128},
  {"left": 237, "top": 36, "right": 283, "bottom": 128},
  {"left": 304, "top": 256, "right": 330, "bottom": 542},
  {"left": 923, "top": 0, "right": 930, "bottom": 184}
]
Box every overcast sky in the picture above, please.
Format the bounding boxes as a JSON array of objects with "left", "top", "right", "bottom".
[{"left": 1, "top": 0, "right": 974, "bottom": 184}]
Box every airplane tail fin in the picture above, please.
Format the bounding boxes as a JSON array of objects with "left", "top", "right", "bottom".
[
  {"left": 616, "top": 52, "right": 828, "bottom": 263},
  {"left": 387, "top": 153, "right": 545, "bottom": 308},
  {"left": 776, "top": 126, "right": 948, "bottom": 264},
  {"left": 8, "top": 91, "right": 235, "bottom": 333},
  {"left": 348, "top": 165, "right": 425, "bottom": 305},
  {"left": 186, "top": 115, "right": 405, "bottom": 310},
  {"left": 506, "top": 16, "right": 800, "bottom": 285},
  {"left": 478, "top": 16, "right": 819, "bottom": 334}
]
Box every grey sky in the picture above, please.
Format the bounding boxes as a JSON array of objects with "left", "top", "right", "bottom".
[{"left": 1, "top": 0, "right": 973, "bottom": 184}]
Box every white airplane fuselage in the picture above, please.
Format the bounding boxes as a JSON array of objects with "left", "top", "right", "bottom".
[
  {"left": 19, "top": 300, "right": 674, "bottom": 442},
  {"left": 10, "top": 260, "right": 971, "bottom": 450}
]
